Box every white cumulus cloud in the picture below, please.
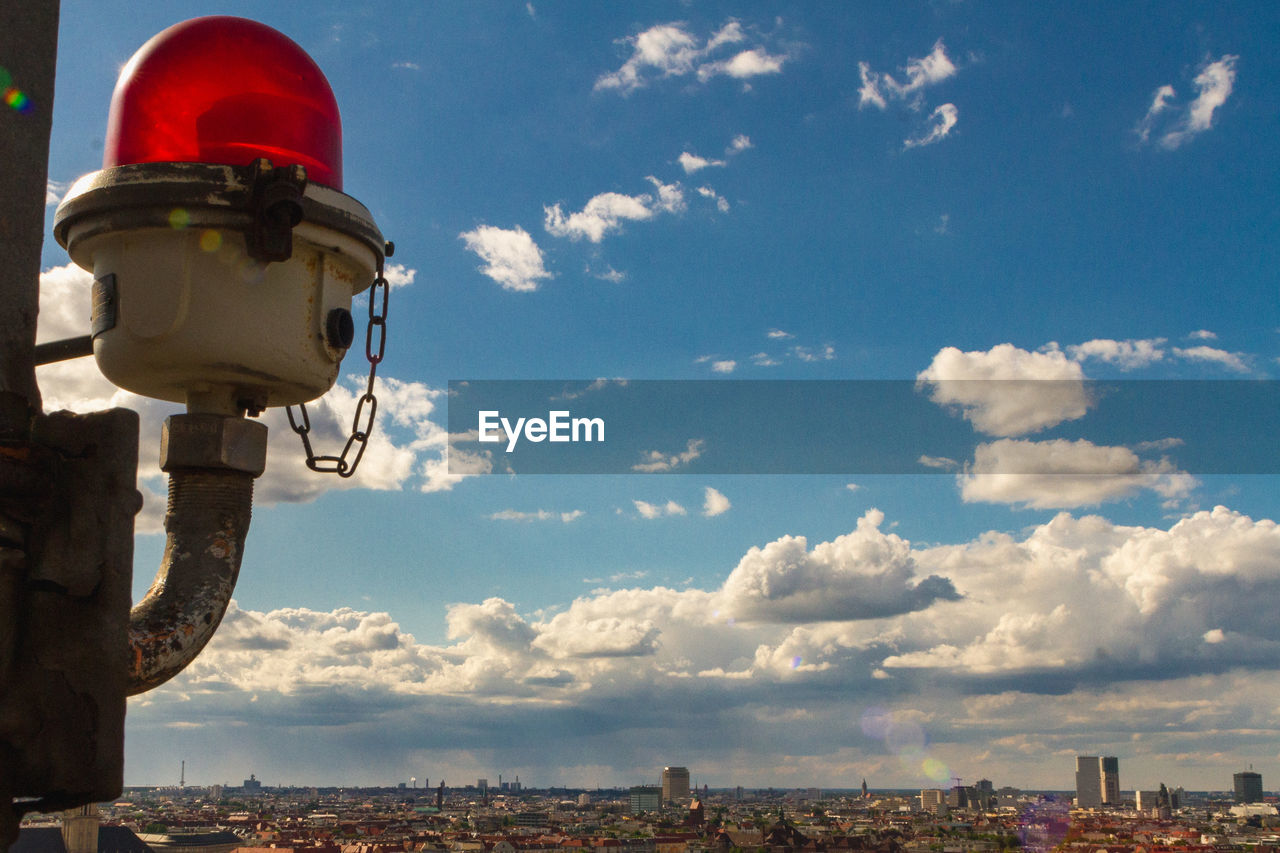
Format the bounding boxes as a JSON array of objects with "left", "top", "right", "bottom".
[
  {"left": 1172, "top": 345, "right": 1249, "bottom": 372},
  {"left": 1066, "top": 337, "right": 1167, "bottom": 370},
  {"left": 916, "top": 344, "right": 1090, "bottom": 436},
  {"left": 958, "top": 438, "right": 1197, "bottom": 509},
  {"left": 858, "top": 40, "right": 957, "bottom": 110},
  {"left": 679, "top": 152, "right": 727, "bottom": 173},
  {"left": 595, "top": 20, "right": 787, "bottom": 95},
  {"left": 702, "top": 487, "right": 731, "bottom": 517},
  {"left": 889, "top": 507, "right": 1280, "bottom": 676},
  {"left": 459, "top": 224, "right": 553, "bottom": 292},
  {"left": 719, "top": 509, "right": 960, "bottom": 623},
  {"left": 544, "top": 178, "right": 685, "bottom": 243},
  {"left": 633, "top": 499, "right": 687, "bottom": 519}
]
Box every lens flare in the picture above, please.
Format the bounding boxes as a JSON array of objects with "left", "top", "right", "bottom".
[
  {"left": 199, "top": 229, "right": 222, "bottom": 252},
  {"left": 859, "top": 706, "right": 892, "bottom": 739},
  {"left": 884, "top": 719, "right": 926, "bottom": 754},
  {"left": 4, "top": 89, "right": 30, "bottom": 113},
  {"left": 922, "top": 756, "right": 950, "bottom": 783},
  {"left": 863, "top": 705, "right": 953, "bottom": 787},
  {"left": 790, "top": 655, "right": 802, "bottom": 669},
  {"left": 168, "top": 208, "right": 191, "bottom": 229},
  {"left": 1, "top": 67, "right": 32, "bottom": 114}
]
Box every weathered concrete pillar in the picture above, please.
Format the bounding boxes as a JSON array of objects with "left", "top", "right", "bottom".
[
  {"left": 0, "top": 410, "right": 138, "bottom": 850},
  {"left": 0, "top": 0, "right": 58, "bottom": 426},
  {"left": 0, "top": 4, "right": 138, "bottom": 850}
]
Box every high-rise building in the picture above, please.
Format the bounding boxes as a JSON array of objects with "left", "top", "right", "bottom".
[
  {"left": 920, "top": 789, "right": 946, "bottom": 815},
  {"left": 1075, "top": 757, "right": 1102, "bottom": 808},
  {"left": 630, "top": 785, "right": 662, "bottom": 814},
  {"left": 948, "top": 786, "right": 975, "bottom": 810},
  {"left": 1074, "top": 756, "right": 1119, "bottom": 808},
  {"left": 662, "top": 766, "right": 691, "bottom": 803},
  {"left": 974, "top": 779, "right": 995, "bottom": 811},
  {"left": 1101, "top": 756, "right": 1120, "bottom": 805},
  {"left": 1235, "top": 770, "right": 1263, "bottom": 803}
]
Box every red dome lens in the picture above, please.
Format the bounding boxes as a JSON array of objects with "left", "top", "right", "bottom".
[{"left": 103, "top": 16, "right": 342, "bottom": 189}]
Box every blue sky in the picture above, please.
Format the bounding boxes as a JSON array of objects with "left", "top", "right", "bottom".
[{"left": 30, "top": 1, "right": 1280, "bottom": 792}]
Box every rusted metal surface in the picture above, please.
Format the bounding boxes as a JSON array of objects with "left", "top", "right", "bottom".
[
  {"left": 53, "top": 162, "right": 386, "bottom": 264},
  {"left": 160, "top": 413, "right": 268, "bottom": 476},
  {"left": 127, "top": 467, "right": 254, "bottom": 695},
  {"left": 126, "top": 415, "right": 265, "bottom": 695},
  {"left": 0, "top": 409, "right": 138, "bottom": 848}
]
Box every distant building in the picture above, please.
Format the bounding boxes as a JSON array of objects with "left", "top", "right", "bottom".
[
  {"left": 1235, "top": 770, "right": 1264, "bottom": 803},
  {"left": 1075, "top": 756, "right": 1118, "bottom": 808},
  {"left": 630, "top": 785, "right": 663, "bottom": 814},
  {"left": 920, "top": 789, "right": 946, "bottom": 815},
  {"left": 242, "top": 774, "right": 262, "bottom": 791},
  {"left": 662, "top": 767, "right": 690, "bottom": 803},
  {"left": 136, "top": 831, "right": 240, "bottom": 853},
  {"left": 1101, "top": 756, "right": 1120, "bottom": 805},
  {"left": 996, "top": 787, "right": 1021, "bottom": 809},
  {"left": 947, "top": 786, "right": 974, "bottom": 810},
  {"left": 973, "top": 779, "right": 995, "bottom": 811},
  {"left": 1230, "top": 803, "right": 1278, "bottom": 819}
]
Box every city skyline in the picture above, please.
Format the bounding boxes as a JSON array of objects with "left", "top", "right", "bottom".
[
  {"left": 120, "top": 757, "right": 1268, "bottom": 799},
  {"left": 30, "top": 1, "right": 1280, "bottom": 790}
]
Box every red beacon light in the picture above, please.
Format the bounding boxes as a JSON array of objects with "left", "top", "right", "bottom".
[
  {"left": 103, "top": 16, "right": 342, "bottom": 189},
  {"left": 54, "top": 16, "right": 387, "bottom": 418}
]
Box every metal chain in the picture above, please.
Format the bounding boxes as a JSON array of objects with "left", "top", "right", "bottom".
[{"left": 286, "top": 261, "right": 389, "bottom": 478}]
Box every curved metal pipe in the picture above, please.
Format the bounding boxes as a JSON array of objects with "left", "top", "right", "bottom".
[{"left": 126, "top": 468, "right": 254, "bottom": 695}]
